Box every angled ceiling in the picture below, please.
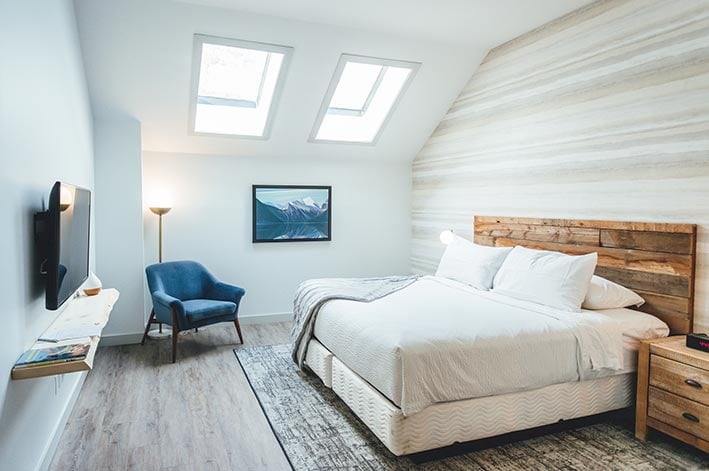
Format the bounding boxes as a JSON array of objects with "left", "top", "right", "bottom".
[
  {"left": 176, "top": 0, "right": 593, "bottom": 48},
  {"left": 74, "top": 0, "right": 592, "bottom": 162}
]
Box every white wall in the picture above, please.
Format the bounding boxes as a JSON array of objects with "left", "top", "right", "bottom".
[
  {"left": 73, "top": 0, "right": 480, "bottom": 163},
  {"left": 141, "top": 152, "right": 411, "bottom": 323},
  {"left": 94, "top": 119, "right": 147, "bottom": 342},
  {"left": 0, "top": 1, "right": 94, "bottom": 469}
]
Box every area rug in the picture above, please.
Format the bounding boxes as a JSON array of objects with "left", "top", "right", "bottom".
[{"left": 234, "top": 344, "right": 708, "bottom": 470}]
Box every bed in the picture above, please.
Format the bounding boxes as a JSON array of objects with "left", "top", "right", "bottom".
[{"left": 302, "top": 216, "right": 697, "bottom": 456}]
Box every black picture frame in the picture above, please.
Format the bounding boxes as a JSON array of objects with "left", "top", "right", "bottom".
[{"left": 252, "top": 185, "right": 332, "bottom": 243}]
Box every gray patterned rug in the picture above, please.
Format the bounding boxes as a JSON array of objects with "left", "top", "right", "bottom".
[{"left": 234, "top": 344, "right": 708, "bottom": 470}]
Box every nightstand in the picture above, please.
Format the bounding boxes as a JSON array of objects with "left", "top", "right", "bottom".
[{"left": 635, "top": 336, "right": 709, "bottom": 452}]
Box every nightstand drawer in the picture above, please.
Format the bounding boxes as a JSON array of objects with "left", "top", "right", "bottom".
[
  {"left": 650, "top": 355, "right": 709, "bottom": 405},
  {"left": 648, "top": 387, "right": 709, "bottom": 441}
]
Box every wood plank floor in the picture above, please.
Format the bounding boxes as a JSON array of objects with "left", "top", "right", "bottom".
[{"left": 49, "top": 322, "right": 293, "bottom": 471}]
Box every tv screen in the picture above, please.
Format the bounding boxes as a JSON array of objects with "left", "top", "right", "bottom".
[{"left": 46, "top": 182, "right": 91, "bottom": 310}]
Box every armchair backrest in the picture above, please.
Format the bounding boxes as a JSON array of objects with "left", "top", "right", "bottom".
[{"left": 145, "top": 260, "right": 215, "bottom": 301}]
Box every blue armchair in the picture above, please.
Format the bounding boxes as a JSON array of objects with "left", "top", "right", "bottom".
[{"left": 142, "top": 261, "right": 246, "bottom": 363}]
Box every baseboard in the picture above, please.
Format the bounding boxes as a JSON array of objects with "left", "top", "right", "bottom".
[
  {"left": 38, "top": 371, "right": 88, "bottom": 471},
  {"left": 99, "top": 313, "right": 292, "bottom": 347},
  {"left": 99, "top": 332, "right": 144, "bottom": 346},
  {"left": 239, "top": 312, "right": 292, "bottom": 325}
]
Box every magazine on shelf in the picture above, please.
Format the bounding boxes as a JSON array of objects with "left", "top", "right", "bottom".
[{"left": 15, "top": 342, "right": 90, "bottom": 368}]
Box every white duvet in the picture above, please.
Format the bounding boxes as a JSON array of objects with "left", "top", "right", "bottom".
[{"left": 313, "top": 276, "right": 668, "bottom": 416}]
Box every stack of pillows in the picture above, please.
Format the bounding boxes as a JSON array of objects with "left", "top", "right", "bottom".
[{"left": 436, "top": 235, "right": 645, "bottom": 312}]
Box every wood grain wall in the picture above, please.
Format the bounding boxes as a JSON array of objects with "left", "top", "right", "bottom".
[{"left": 411, "top": 0, "right": 709, "bottom": 331}]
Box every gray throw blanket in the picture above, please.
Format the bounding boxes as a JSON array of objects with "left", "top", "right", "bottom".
[{"left": 291, "top": 276, "right": 419, "bottom": 367}]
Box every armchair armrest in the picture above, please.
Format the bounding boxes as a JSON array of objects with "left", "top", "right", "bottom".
[
  {"left": 151, "top": 291, "right": 187, "bottom": 327},
  {"left": 153, "top": 290, "right": 181, "bottom": 309},
  {"left": 209, "top": 282, "right": 246, "bottom": 305}
]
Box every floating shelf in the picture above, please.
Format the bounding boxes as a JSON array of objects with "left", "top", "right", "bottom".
[{"left": 12, "top": 289, "right": 120, "bottom": 380}]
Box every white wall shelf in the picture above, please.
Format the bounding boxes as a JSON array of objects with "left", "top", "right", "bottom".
[{"left": 12, "top": 289, "right": 120, "bottom": 380}]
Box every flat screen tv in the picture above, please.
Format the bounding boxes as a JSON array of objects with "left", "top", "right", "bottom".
[{"left": 37, "top": 182, "right": 91, "bottom": 310}]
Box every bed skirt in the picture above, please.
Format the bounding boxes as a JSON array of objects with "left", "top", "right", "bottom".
[{"left": 305, "top": 339, "right": 634, "bottom": 456}]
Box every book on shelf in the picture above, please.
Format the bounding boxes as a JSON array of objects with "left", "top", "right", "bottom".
[
  {"left": 14, "top": 342, "right": 90, "bottom": 368},
  {"left": 13, "top": 357, "right": 86, "bottom": 369}
]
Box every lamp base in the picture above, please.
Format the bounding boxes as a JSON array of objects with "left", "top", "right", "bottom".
[{"left": 147, "top": 326, "right": 172, "bottom": 340}]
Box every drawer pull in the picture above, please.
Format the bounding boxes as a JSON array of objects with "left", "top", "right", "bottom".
[
  {"left": 684, "top": 379, "right": 702, "bottom": 389},
  {"left": 682, "top": 412, "right": 700, "bottom": 423}
]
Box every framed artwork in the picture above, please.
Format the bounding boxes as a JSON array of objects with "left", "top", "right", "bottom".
[{"left": 252, "top": 185, "right": 332, "bottom": 243}]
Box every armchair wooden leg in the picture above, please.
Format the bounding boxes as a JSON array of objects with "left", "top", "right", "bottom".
[
  {"left": 141, "top": 310, "right": 156, "bottom": 345},
  {"left": 171, "top": 309, "right": 179, "bottom": 364},
  {"left": 234, "top": 318, "right": 244, "bottom": 344}
]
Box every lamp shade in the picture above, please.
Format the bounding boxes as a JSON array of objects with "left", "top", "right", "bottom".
[
  {"left": 59, "top": 184, "right": 74, "bottom": 211},
  {"left": 147, "top": 187, "right": 173, "bottom": 213},
  {"left": 83, "top": 272, "right": 102, "bottom": 296},
  {"left": 149, "top": 207, "right": 172, "bottom": 216},
  {"left": 439, "top": 230, "right": 455, "bottom": 245}
]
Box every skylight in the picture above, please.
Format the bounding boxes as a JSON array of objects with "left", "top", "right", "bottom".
[
  {"left": 328, "top": 62, "right": 383, "bottom": 113},
  {"left": 191, "top": 35, "right": 292, "bottom": 138},
  {"left": 311, "top": 55, "right": 419, "bottom": 144}
]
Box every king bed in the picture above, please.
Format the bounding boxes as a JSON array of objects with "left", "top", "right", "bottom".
[{"left": 297, "top": 216, "right": 697, "bottom": 456}]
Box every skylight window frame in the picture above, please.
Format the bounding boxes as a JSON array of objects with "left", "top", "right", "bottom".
[
  {"left": 309, "top": 54, "right": 420, "bottom": 145},
  {"left": 327, "top": 66, "right": 385, "bottom": 116},
  {"left": 197, "top": 52, "right": 271, "bottom": 109},
  {"left": 189, "top": 34, "right": 293, "bottom": 139}
]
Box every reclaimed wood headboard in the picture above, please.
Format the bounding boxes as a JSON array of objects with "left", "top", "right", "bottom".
[{"left": 473, "top": 216, "right": 697, "bottom": 334}]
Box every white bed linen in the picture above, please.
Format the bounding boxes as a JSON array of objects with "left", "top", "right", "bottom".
[{"left": 314, "top": 276, "right": 668, "bottom": 416}]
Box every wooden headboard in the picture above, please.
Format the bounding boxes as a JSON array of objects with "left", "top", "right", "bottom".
[{"left": 473, "top": 216, "right": 697, "bottom": 334}]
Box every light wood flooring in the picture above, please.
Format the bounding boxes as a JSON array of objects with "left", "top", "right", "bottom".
[{"left": 49, "top": 322, "right": 293, "bottom": 471}]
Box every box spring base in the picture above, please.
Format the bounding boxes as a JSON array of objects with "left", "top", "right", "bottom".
[{"left": 305, "top": 339, "right": 634, "bottom": 456}]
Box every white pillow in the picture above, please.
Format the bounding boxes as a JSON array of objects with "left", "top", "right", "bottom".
[
  {"left": 582, "top": 275, "right": 645, "bottom": 310},
  {"left": 435, "top": 235, "right": 512, "bottom": 290},
  {"left": 492, "top": 246, "right": 597, "bottom": 312},
  {"left": 593, "top": 307, "right": 668, "bottom": 341}
]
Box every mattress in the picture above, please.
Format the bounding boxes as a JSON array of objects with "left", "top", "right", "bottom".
[
  {"left": 314, "top": 276, "right": 668, "bottom": 415},
  {"left": 304, "top": 339, "right": 635, "bottom": 456}
]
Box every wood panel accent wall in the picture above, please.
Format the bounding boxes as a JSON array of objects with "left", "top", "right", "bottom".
[
  {"left": 474, "top": 216, "right": 697, "bottom": 334},
  {"left": 411, "top": 0, "right": 709, "bottom": 331}
]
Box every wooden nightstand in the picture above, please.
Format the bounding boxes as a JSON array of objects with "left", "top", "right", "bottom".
[{"left": 636, "top": 336, "right": 709, "bottom": 452}]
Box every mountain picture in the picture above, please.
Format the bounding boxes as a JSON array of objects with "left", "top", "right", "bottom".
[{"left": 252, "top": 186, "right": 331, "bottom": 242}]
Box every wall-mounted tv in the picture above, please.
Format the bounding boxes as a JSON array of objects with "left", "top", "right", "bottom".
[{"left": 35, "top": 182, "right": 91, "bottom": 310}]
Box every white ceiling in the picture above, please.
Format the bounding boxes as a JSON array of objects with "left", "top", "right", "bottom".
[
  {"left": 176, "top": 0, "right": 592, "bottom": 48},
  {"left": 74, "top": 0, "right": 592, "bottom": 162}
]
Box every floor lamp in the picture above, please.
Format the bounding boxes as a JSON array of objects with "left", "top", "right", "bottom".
[{"left": 147, "top": 206, "right": 172, "bottom": 339}]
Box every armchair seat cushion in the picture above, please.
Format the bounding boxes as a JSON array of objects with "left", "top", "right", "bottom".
[{"left": 183, "top": 299, "right": 236, "bottom": 322}]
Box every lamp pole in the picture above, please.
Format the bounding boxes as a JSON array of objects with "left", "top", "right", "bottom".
[
  {"left": 148, "top": 206, "right": 172, "bottom": 339},
  {"left": 150, "top": 207, "right": 172, "bottom": 262},
  {"left": 158, "top": 212, "right": 164, "bottom": 262}
]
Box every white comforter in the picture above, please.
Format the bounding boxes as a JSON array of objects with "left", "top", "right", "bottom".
[{"left": 314, "top": 276, "right": 668, "bottom": 416}]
